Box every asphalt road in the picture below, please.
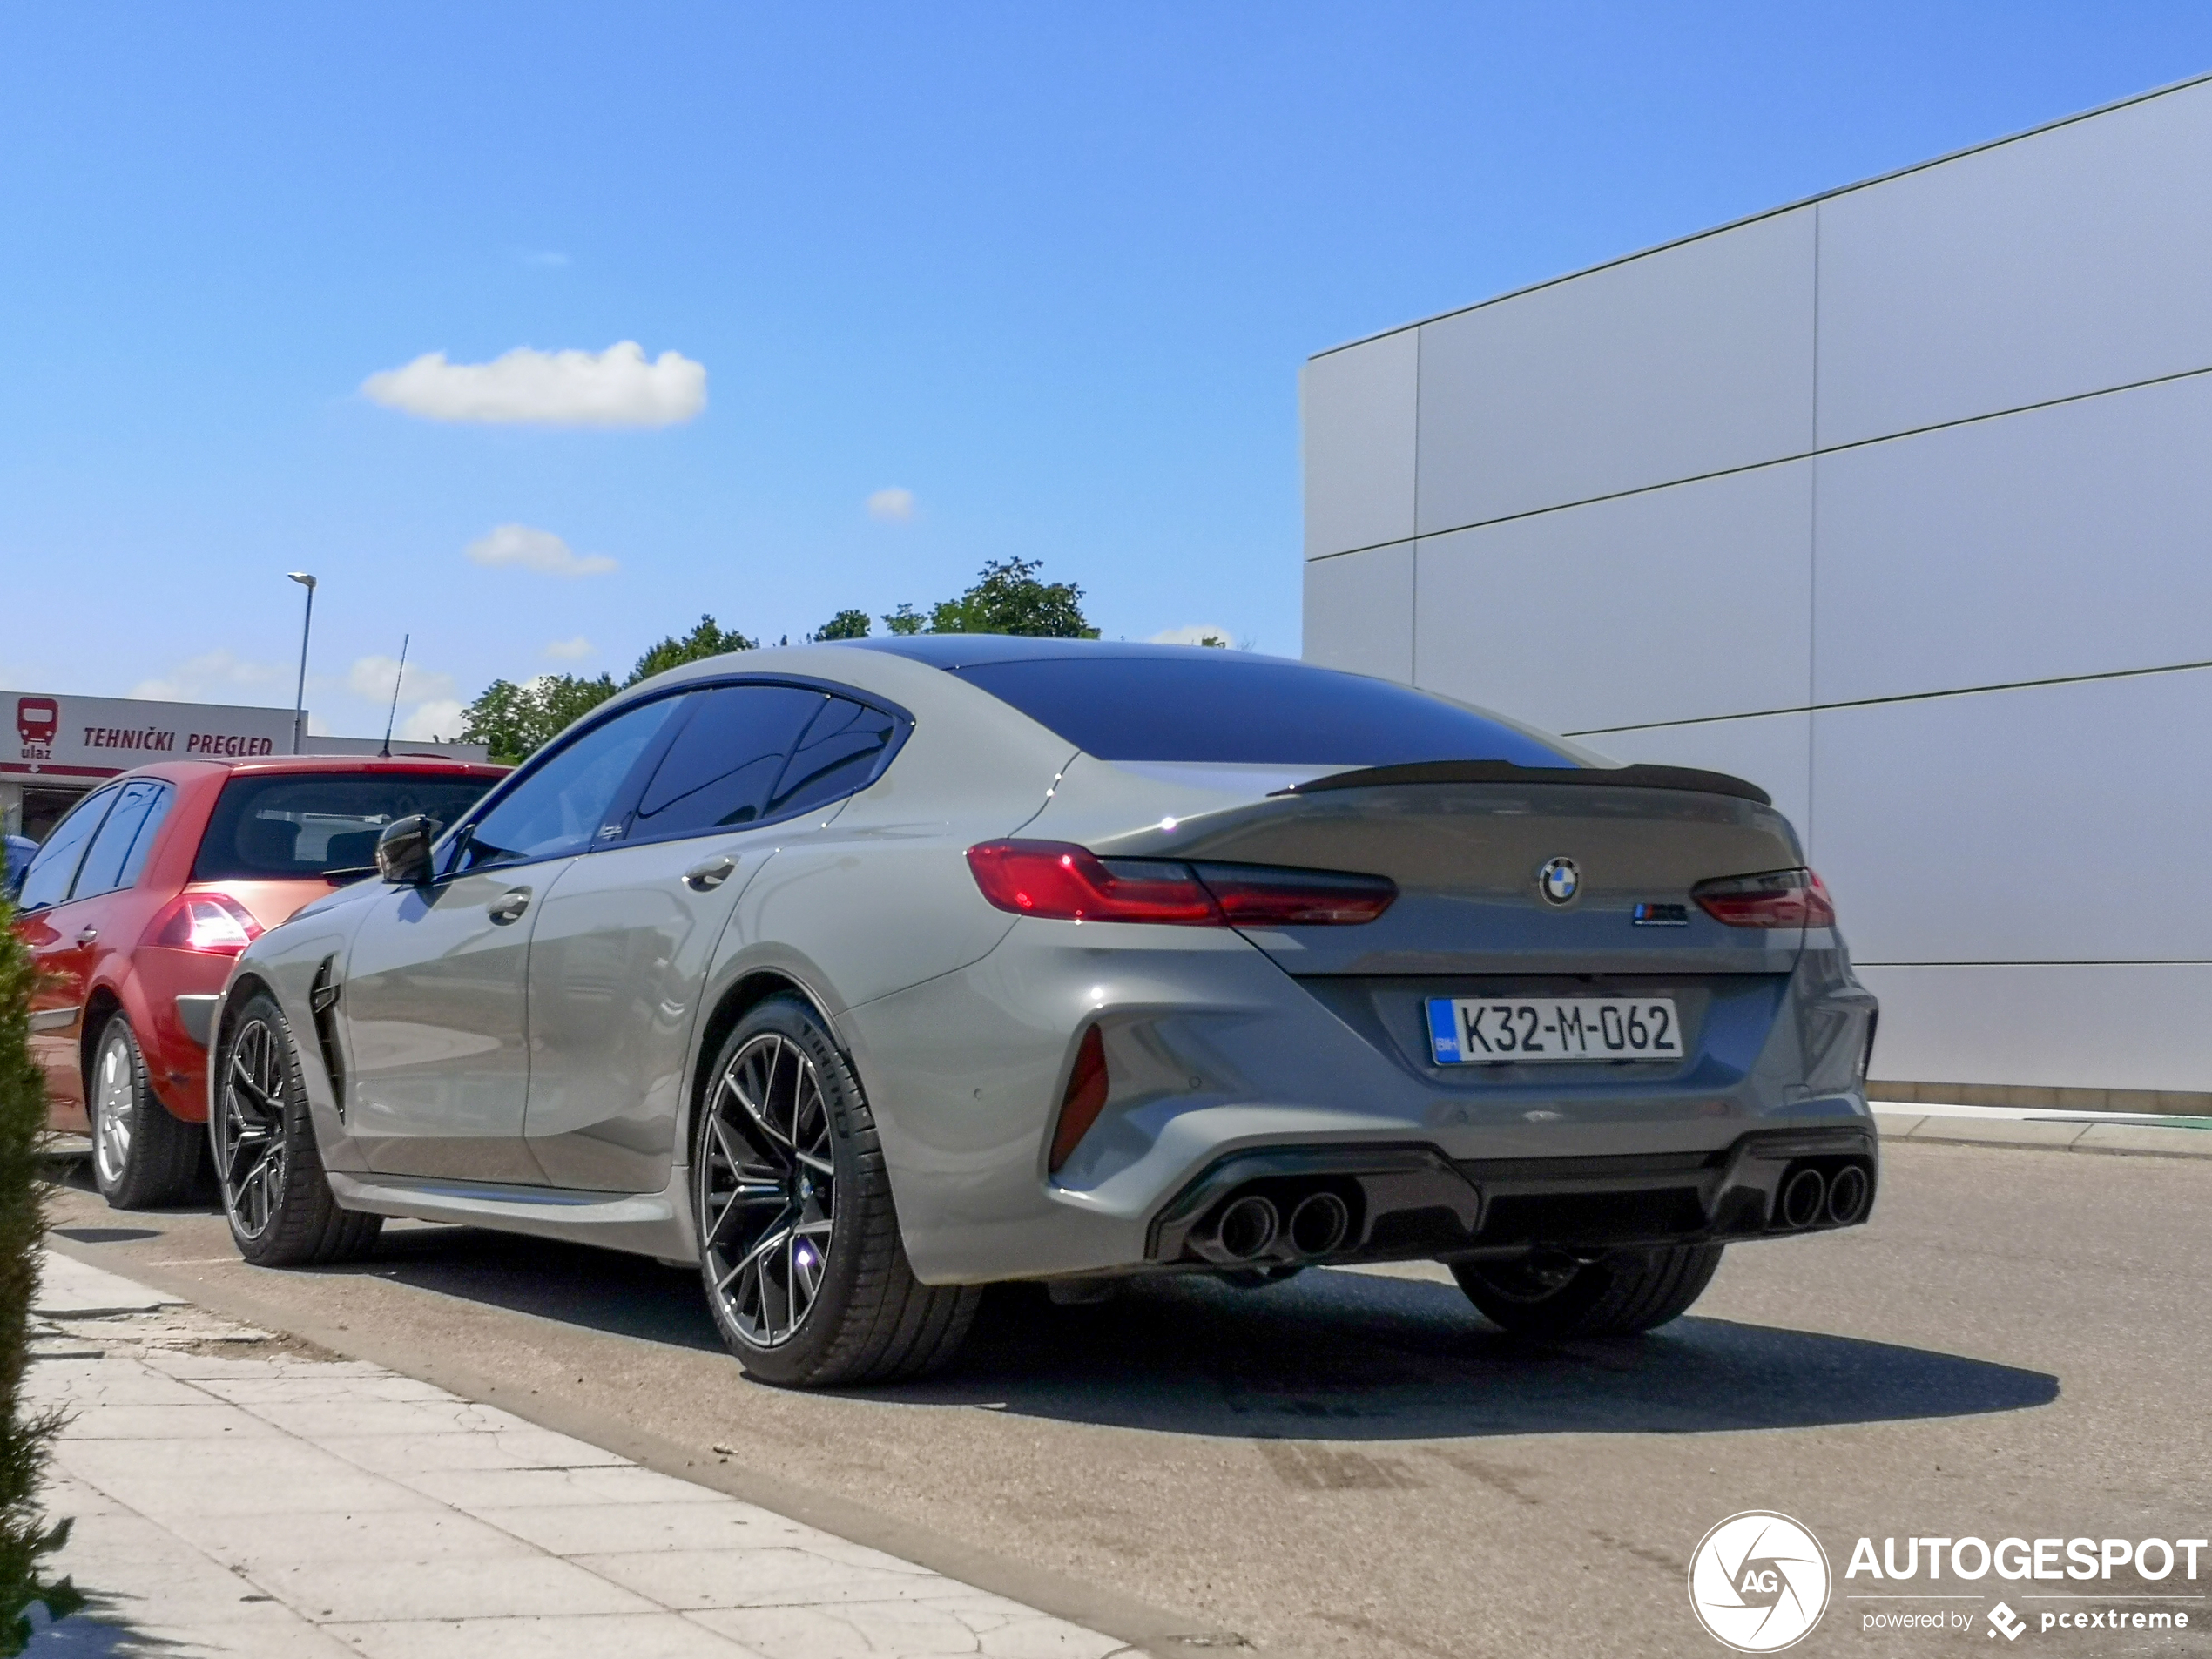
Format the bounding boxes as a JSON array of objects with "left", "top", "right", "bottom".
[{"left": 44, "top": 1139, "right": 2212, "bottom": 1659}]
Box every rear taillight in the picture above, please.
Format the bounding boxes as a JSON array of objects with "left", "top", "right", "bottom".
[
  {"left": 148, "top": 894, "right": 264, "bottom": 955},
  {"left": 1192, "top": 861, "right": 1398, "bottom": 927},
  {"left": 1691, "top": 868, "right": 1836, "bottom": 929},
  {"left": 1048, "top": 1025, "right": 1109, "bottom": 1173},
  {"left": 965, "top": 840, "right": 1396, "bottom": 927}
]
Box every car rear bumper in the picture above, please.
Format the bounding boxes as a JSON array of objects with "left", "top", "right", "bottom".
[{"left": 839, "top": 916, "right": 1878, "bottom": 1285}]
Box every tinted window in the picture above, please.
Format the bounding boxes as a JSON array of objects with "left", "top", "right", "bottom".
[
  {"left": 457, "top": 698, "right": 682, "bottom": 870},
  {"left": 631, "top": 685, "right": 825, "bottom": 840},
  {"left": 768, "top": 698, "right": 900, "bottom": 817},
  {"left": 950, "top": 658, "right": 1575, "bottom": 767},
  {"left": 196, "top": 773, "right": 498, "bottom": 881},
  {"left": 71, "top": 781, "right": 172, "bottom": 899},
  {"left": 15, "top": 788, "right": 118, "bottom": 912}
]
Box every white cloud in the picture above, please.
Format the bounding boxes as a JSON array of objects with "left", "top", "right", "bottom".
[
  {"left": 397, "top": 699, "right": 466, "bottom": 742},
  {"left": 130, "top": 649, "right": 286, "bottom": 704},
  {"left": 867, "top": 487, "right": 915, "bottom": 523},
  {"left": 521, "top": 249, "right": 570, "bottom": 267},
  {"left": 347, "top": 655, "right": 457, "bottom": 705},
  {"left": 543, "top": 635, "right": 594, "bottom": 661},
  {"left": 465, "top": 523, "right": 618, "bottom": 577},
  {"left": 361, "top": 341, "right": 706, "bottom": 427},
  {"left": 1149, "top": 624, "right": 1237, "bottom": 648}
]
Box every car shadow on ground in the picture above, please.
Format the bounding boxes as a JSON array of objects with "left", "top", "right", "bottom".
[{"left": 319, "top": 1222, "right": 2059, "bottom": 1442}]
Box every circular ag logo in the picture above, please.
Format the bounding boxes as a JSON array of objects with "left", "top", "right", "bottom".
[
  {"left": 1688, "top": 1512, "right": 1831, "bottom": 1652},
  {"left": 1536, "top": 856, "right": 1580, "bottom": 905}
]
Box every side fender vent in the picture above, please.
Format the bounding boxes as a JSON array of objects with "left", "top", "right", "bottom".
[{"left": 308, "top": 956, "right": 346, "bottom": 1120}]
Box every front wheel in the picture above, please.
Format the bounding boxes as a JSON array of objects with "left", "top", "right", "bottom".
[
  {"left": 694, "top": 995, "right": 977, "bottom": 1386},
  {"left": 1452, "top": 1244, "right": 1723, "bottom": 1339},
  {"left": 89, "top": 1015, "right": 206, "bottom": 1209},
  {"left": 212, "top": 992, "right": 381, "bottom": 1267}
]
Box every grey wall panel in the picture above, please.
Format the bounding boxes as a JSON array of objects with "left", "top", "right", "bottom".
[
  {"left": 1302, "top": 543, "right": 1415, "bottom": 681},
  {"left": 1817, "top": 80, "right": 2212, "bottom": 448},
  {"left": 1813, "top": 373, "right": 2212, "bottom": 704},
  {"left": 1580, "top": 712, "right": 1811, "bottom": 849},
  {"left": 1414, "top": 206, "right": 1815, "bottom": 533},
  {"left": 1811, "top": 669, "right": 2212, "bottom": 967},
  {"left": 1412, "top": 460, "right": 1812, "bottom": 734},
  {"left": 1860, "top": 963, "right": 2212, "bottom": 1094},
  {"left": 1302, "top": 330, "right": 1420, "bottom": 560}
]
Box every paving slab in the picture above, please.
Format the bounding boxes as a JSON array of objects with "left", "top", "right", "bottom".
[{"left": 25, "top": 1247, "right": 1125, "bottom": 1658}]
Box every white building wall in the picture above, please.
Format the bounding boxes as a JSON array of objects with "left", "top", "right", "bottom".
[{"left": 1301, "top": 72, "right": 2212, "bottom": 1102}]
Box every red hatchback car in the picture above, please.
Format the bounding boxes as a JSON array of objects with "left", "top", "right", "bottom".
[{"left": 13, "top": 756, "right": 504, "bottom": 1206}]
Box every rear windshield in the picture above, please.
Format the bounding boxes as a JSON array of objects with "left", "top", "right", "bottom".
[
  {"left": 194, "top": 773, "right": 496, "bottom": 882},
  {"left": 949, "top": 658, "right": 1577, "bottom": 768}
]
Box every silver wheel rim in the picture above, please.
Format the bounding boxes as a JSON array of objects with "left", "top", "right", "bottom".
[
  {"left": 92, "top": 1028, "right": 136, "bottom": 1188},
  {"left": 216, "top": 1018, "right": 287, "bottom": 1241},
  {"left": 698, "top": 1033, "right": 836, "bottom": 1349}
]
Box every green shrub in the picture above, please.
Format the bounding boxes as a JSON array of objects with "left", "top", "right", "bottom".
[{"left": 0, "top": 900, "right": 81, "bottom": 1650}]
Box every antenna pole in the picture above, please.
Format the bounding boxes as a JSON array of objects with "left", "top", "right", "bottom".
[{"left": 381, "top": 634, "right": 408, "bottom": 758}]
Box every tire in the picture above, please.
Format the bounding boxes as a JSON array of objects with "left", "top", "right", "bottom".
[
  {"left": 694, "top": 995, "right": 978, "bottom": 1387},
  {"left": 88, "top": 1015, "right": 206, "bottom": 1209},
  {"left": 211, "top": 991, "right": 382, "bottom": 1267},
  {"left": 1452, "top": 1244, "right": 1724, "bottom": 1339}
]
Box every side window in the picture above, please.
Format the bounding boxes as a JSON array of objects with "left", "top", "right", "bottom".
[
  {"left": 71, "top": 782, "right": 174, "bottom": 900},
  {"left": 14, "top": 788, "right": 118, "bottom": 912},
  {"left": 767, "top": 698, "right": 900, "bottom": 819},
  {"left": 454, "top": 697, "right": 683, "bottom": 872},
  {"left": 629, "top": 685, "right": 826, "bottom": 840}
]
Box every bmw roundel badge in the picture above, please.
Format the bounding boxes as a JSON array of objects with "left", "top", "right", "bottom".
[{"left": 1537, "top": 856, "right": 1580, "bottom": 906}]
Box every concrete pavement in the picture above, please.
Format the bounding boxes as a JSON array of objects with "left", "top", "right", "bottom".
[
  {"left": 26, "top": 1130, "right": 2212, "bottom": 1659},
  {"left": 25, "top": 1251, "right": 1128, "bottom": 1657}
]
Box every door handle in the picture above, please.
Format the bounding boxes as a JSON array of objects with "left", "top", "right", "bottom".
[
  {"left": 487, "top": 888, "right": 531, "bottom": 925},
  {"left": 74, "top": 927, "right": 98, "bottom": 946},
  {"left": 684, "top": 856, "right": 738, "bottom": 892}
]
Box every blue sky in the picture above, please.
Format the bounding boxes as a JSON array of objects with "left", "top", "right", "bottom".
[{"left": 4, "top": 3, "right": 2210, "bottom": 739}]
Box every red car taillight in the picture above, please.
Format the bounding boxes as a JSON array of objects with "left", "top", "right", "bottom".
[
  {"left": 147, "top": 894, "right": 265, "bottom": 955},
  {"left": 1691, "top": 868, "right": 1836, "bottom": 929},
  {"left": 965, "top": 840, "right": 1396, "bottom": 927}
]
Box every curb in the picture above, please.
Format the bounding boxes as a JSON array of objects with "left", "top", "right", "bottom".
[{"left": 1875, "top": 1110, "right": 2212, "bottom": 1161}]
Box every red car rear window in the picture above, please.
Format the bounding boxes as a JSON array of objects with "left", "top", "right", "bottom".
[{"left": 192, "top": 773, "right": 496, "bottom": 882}]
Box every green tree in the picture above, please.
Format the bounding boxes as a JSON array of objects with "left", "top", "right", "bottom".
[
  {"left": 459, "top": 673, "right": 618, "bottom": 765},
  {"left": 0, "top": 904, "right": 86, "bottom": 1649},
  {"left": 628, "top": 615, "right": 757, "bottom": 685},
  {"left": 927, "top": 558, "right": 1098, "bottom": 638},
  {"left": 812, "top": 609, "right": 872, "bottom": 641},
  {"left": 880, "top": 603, "right": 925, "bottom": 636}
]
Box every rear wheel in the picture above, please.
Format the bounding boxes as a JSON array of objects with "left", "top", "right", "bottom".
[
  {"left": 1452, "top": 1244, "right": 1723, "bottom": 1339},
  {"left": 212, "top": 992, "right": 381, "bottom": 1267},
  {"left": 89, "top": 1015, "right": 206, "bottom": 1209},
  {"left": 694, "top": 995, "right": 977, "bottom": 1386}
]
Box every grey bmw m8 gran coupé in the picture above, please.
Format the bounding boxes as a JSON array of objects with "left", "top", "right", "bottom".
[{"left": 207, "top": 637, "right": 1878, "bottom": 1386}]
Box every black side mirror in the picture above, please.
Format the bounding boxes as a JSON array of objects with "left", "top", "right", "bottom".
[{"left": 374, "top": 815, "right": 440, "bottom": 885}]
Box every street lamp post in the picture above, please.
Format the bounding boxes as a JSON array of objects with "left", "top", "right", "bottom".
[{"left": 287, "top": 572, "right": 317, "bottom": 755}]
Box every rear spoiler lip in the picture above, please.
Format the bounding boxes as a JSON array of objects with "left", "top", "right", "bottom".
[{"left": 1272, "top": 759, "right": 1772, "bottom": 807}]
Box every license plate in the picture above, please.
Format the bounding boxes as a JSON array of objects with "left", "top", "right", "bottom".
[{"left": 1425, "top": 997, "right": 1685, "bottom": 1065}]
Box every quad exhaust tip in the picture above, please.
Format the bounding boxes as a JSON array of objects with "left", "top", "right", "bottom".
[
  {"left": 1213, "top": 1195, "right": 1279, "bottom": 1262},
  {"left": 1779, "top": 1167, "right": 1828, "bottom": 1230},
  {"left": 1824, "top": 1163, "right": 1871, "bottom": 1225},
  {"left": 1286, "top": 1190, "right": 1351, "bottom": 1258}
]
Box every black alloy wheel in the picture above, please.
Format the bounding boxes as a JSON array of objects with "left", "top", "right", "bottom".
[
  {"left": 693, "top": 995, "right": 978, "bottom": 1386},
  {"left": 211, "top": 990, "right": 381, "bottom": 1267},
  {"left": 699, "top": 1028, "right": 839, "bottom": 1349}
]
